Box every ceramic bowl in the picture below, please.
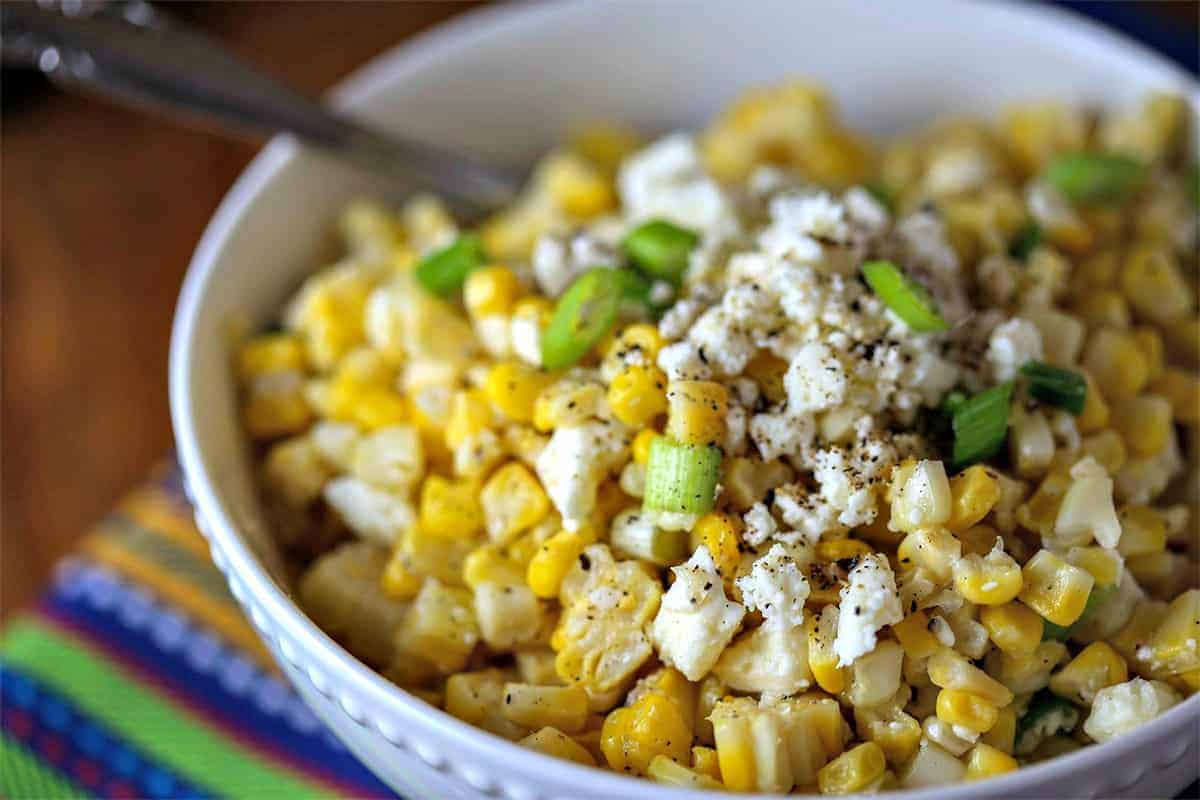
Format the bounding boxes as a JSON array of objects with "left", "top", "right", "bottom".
[{"left": 170, "top": 1, "right": 1199, "bottom": 797}]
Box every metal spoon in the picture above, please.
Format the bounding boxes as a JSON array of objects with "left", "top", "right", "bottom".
[{"left": 1, "top": 2, "right": 523, "bottom": 216}]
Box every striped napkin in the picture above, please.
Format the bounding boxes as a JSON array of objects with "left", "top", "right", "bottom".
[{"left": 0, "top": 462, "right": 399, "bottom": 799}]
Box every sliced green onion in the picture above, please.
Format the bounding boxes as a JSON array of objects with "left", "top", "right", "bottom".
[
  {"left": 861, "top": 260, "right": 948, "bottom": 332},
  {"left": 610, "top": 508, "right": 689, "bottom": 565},
  {"left": 1021, "top": 360, "right": 1087, "bottom": 416},
  {"left": 951, "top": 381, "right": 1013, "bottom": 470},
  {"left": 622, "top": 219, "right": 699, "bottom": 283},
  {"left": 1015, "top": 690, "right": 1080, "bottom": 755},
  {"left": 643, "top": 438, "right": 722, "bottom": 515},
  {"left": 414, "top": 234, "right": 485, "bottom": 296},
  {"left": 614, "top": 267, "right": 667, "bottom": 317},
  {"left": 864, "top": 181, "right": 895, "bottom": 213},
  {"left": 1008, "top": 221, "right": 1043, "bottom": 262},
  {"left": 540, "top": 267, "right": 622, "bottom": 369},
  {"left": 1041, "top": 585, "right": 1111, "bottom": 641},
  {"left": 1043, "top": 152, "right": 1145, "bottom": 204}
]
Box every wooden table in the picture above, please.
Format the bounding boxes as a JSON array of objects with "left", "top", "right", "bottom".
[{"left": 0, "top": 1, "right": 477, "bottom": 618}]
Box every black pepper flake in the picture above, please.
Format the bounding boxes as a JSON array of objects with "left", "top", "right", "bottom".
[{"left": 579, "top": 553, "right": 592, "bottom": 571}]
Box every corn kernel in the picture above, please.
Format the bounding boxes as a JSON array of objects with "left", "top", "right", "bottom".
[
  {"left": 608, "top": 365, "right": 669, "bottom": 428},
  {"left": 1019, "top": 549, "right": 1095, "bottom": 627},
  {"left": 540, "top": 151, "right": 615, "bottom": 219},
  {"left": 964, "top": 743, "right": 1018, "bottom": 781},
  {"left": 691, "top": 745, "right": 721, "bottom": 781},
  {"left": 569, "top": 123, "right": 641, "bottom": 174},
  {"left": 897, "top": 527, "right": 961, "bottom": 583},
  {"left": 632, "top": 429, "right": 660, "bottom": 465},
  {"left": 1143, "top": 589, "right": 1200, "bottom": 676},
  {"left": 533, "top": 376, "right": 606, "bottom": 431},
  {"left": 445, "top": 389, "right": 494, "bottom": 449},
  {"left": 953, "top": 544, "right": 1023, "bottom": 606},
  {"left": 807, "top": 604, "right": 845, "bottom": 694},
  {"left": 1120, "top": 243, "right": 1192, "bottom": 325},
  {"left": 1133, "top": 327, "right": 1166, "bottom": 383},
  {"left": 238, "top": 333, "right": 307, "bottom": 380},
  {"left": 463, "top": 545, "right": 526, "bottom": 589},
  {"left": 690, "top": 513, "right": 741, "bottom": 578},
  {"left": 892, "top": 611, "right": 940, "bottom": 660},
  {"left": 1163, "top": 315, "right": 1200, "bottom": 368},
  {"left": 395, "top": 580, "right": 479, "bottom": 674},
  {"left": 815, "top": 538, "right": 874, "bottom": 563},
  {"left": 600, "top": 693, "right": 691, "bottom": 776},
  {"left": 1079, "top": 430, "right": 1127, "bottom": 474},
  {"left": 936, "top": 688, "right": 999, "bottom": 733},
  {"left": 890, "top": 460, "right": 952, "bottom": 533},
  {"left": 1151, "top": 368, "right": 1200, "bottom": 424},
  {"left": 527, "top": 530, "right": 589, "bottom": 599},
  {"left": 485, "top": 361, "right": 555, "bottom": 424},
  {"left": 381, "top": 543, "right": 424, "bottom": 600},
  {"left": 666, "top": 380, "right": 729, "bottom": 446},
  {"left": 419, "top": 476, "right": 484, "bottom": 539},
  {"left": 1049, "top": 642, "right": 1128, "bottom": 704},
  {"left": 602, "top": 323, "right": 666, "bottom": 380},
  {"left": 981, "top": 707, "right": 1017, "bottom": 754},
  {"left": 817, "top": 742, "right": 886, "bottom": 795},
  {"left": 1065, "top": 546, "right": 1123, "bottom": 588},
  {"left": 947, "top": 466, "right": 1000, "bottom": 533},
  {"left": 1076, "top": 289, "right": 1132, "bottom": 331},
  {"left": 1083, "top": 329, "right": 1149, "bottom": 402},
  {"left": 520, "top": 726, "right": 597, "bottom": 766},
  {"left": 1015, "top": 467, "right": 1072, "bottom": 538},
  {"left": 502, "top": 683, "right": 590, "bottom": 733},
  {"left": 928, "top": 647, "right": 1014, "bottom": 707},
  {"left": 464, "top": 265, "right": 523, "bottom": 319},
  {"left": 480, "top": 463, "right": 550, "bottom": 544},
  {"left": 242, "top": 382, "right": 312, "bottom": 440},
  {"left": 1116, "top": 506, "right": 1168, "bottom": 558},
  {"left": 1113, "top": 394, "right": 1173, "bottom": 458},
  {"left": 646, "top": 755, "right": 724, "bottom": 790}
]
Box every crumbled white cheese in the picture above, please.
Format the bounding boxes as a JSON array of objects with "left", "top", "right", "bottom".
[
  {"left": 785, "top": 342, "right": 847, "bottom": 414},
  {"left": 742, "top": 502, "right": 779, "bottom": 548},
  {"left": 774, "top": 483, "right": 845, "bottom": 544},
  {"left": 987, "top": 317, "right": 1043, "bottom": 382},
  {"left": 650, "top": 546, "right": 745, "bottom": 680},
  {"left": 749, "top": 411, "right": 815, "bottom": 462},
  {"left": 835, "top": 554, "right": 903, "bottom": 666},
  {"left": 735, "top": 544, "right": 810, "bottom": 629},
  {"left": 618, "top": 133, "right": 734, "bottom": 231},
  {"left": 657, "top": 341, "right": 714, "bottom": 381},
  {"left": 535, "top": 422, "right": 628, "bottom": 531},
  {"left": 510, "top": 311, "right": 543, "bottom": 366}
]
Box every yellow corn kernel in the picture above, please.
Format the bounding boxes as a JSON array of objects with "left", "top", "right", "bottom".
[
  {"left": 603, "top": 323, "right": 666, "bottom": 376},
  {"left": 817, "top": 742, "right": 886, "bottom": 795},
  {"left": 896, "top": 527, "right": 961, "bottom": 583},
  {"left": 928, "top": 647, "right": 1014, "bottom": 707},
  {"left": 964, "top": 743, "right": 1018, "bottom": 781},
  {"left": 600, "top": 694, "right": 691, "bottom": 776},
  {"left": 724, "top": 457, "right": 795, "bottom": 511},
  {"left": 241, "top": 384, "right": 312, "bottom": 440},
  {"left": 464, "top": 265, "right": 523, "bottom": 319},
  {"left": 520, "top": 726, "right": 597, "bottom": 766},
  {"left": 1171, "top": 669, "right": 1200, "bottom": 693},
  {"left": 396, "top": 580, "right": 479, "bottom": 674},
  {"left": 1083, "top": 329, "right": 1150, "bottom": 402},
  {"left": 502, "top": 683, "right": 590, "bottom": 733},
  {"left": 1079, "top": 430, "right": 1127, "bottom": 474},
  {"left": 1049, "top": 642, "right": 1128, "bottom": 704},
  {"left": 485, "top": 361, "right": 555, "bottom": 424},
  {"left": 744, "top": 352, "right": 789, "bottom": 404},
  {"left": 608, "top": 365, "right": 669, "bottom": 428},
  {"left": 480, "top": 462, "right": 550, "bottom": 543},
  {"left": 569, "top": 122, "right": 641, "bottom": 174},
  {"left": 1111, "top": 600, "right": 1170, "bottom": 675},
  {"left": 632, "top": 429, "right": 660, "bottom": 465},
  {"left": 1120, "top": 243, "right": 1192, "bottom": 325},
  {"left": 1143, "top": 589, "right": 1200, "bottom": 676},
  {"left": 690, "top": 513, "right": 742, "bottom": 578},
  {"left": 953, "top": 545, "right": 1023, "bottom": 606},
  {"left": 1151, "top": 368, "right": 1200, "bottom": 424},
  {"left": 815, "top": 538, "right": 874, "bottom": 562},
  {"left": 462, "top": 545, "right": 525, "bottom": 589},
  {"left": 445, "top": 389, "right": 493, "bottom": 449},
  {"left": 1014, "top": 466, "right": 1072, "bottom": 538},
  {"left": 1116, "top": 506, "right": 1168, "bottom": 558},
  {"left": 979, "top": 602, "right": 1043, "bottom": 656},
  {"left": 238, "top": 333, "right": 307, "bottom": 380},
  {"left": 419, "top": 476, "right": 484, "bottom": 539},
  {"left": 646, "top": 755, "right": 724, "bottom": 790},
  {"left": 381, "top": 543, "right": 424, "bottom": 599},
  {"left": 807, "top": 605, "right": 845, "bottom": 694},
  {"left": 1075, "top": 289, "right": 1132, "bottom": 331},
  {"left": 981, "top": 707, "right": 1017, "bottom": 754},
  {"left": 527, "top": 530, "right": 589, "bottom": 599},
  {"left": 1002, "top": 102, "right": 1086, "bottom": 175},
  {"left": 353, "top": 389, "right": 409, "bottom": 430},
  {"left": 959, "top": 524, "right": 1000, "bottom": 557},
  {"left": 1019, "top": 549, "right": 1095, "bottom": 627},
  {"left": 1065, "top": 546, "right": 1123, "bottom": 589},
  {"left": 1126, "top": 552, "right": 1193, "bottom": 603},
  {"left": 1113, "top": 394, "right": 1173, "bottom": 458},
  {"left": 861, "top": 709, "right": 921, "bottom": 768},
  {"left": 1076, "top": 371, "right": 1111, "bottom": 434},
  {"left": 892, "top": 611, "right": 940, "bottom": 660},
  {"left": 666, "top": 380, "right": 729, "bottom": 446},
  {"left": 936, "top": 689, "right": 999, "bottom": 734},
  {"left": 1071, "top": 250, "right": 1121, "bottom": 294},
  {"left": 540, "top": 151, "right": 615, "bottom": 219},
  {"left": 532, "top": 376, "right": 605, "bottom": 432},
  {"left": 1133, "top": 327, "right": 1166, "bottom": 383},
  {"left": 947, "top": 466, "right": 1000, "bottom": 533},
  {"left": 691, "top": 745, "right": 721, "bottom": 780}
]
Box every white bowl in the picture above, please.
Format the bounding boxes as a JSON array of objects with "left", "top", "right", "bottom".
[{"left": 170, "top": 1, "right": 1200, "bottom": 797}]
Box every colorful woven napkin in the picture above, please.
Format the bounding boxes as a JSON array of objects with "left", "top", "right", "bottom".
[{"left": 0, "top": 461, "right": 399, "bottom": 799}]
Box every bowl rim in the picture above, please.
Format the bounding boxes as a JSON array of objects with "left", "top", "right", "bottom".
[{"left": 170, "top": 1, "right": 1199, "bottom": 797}]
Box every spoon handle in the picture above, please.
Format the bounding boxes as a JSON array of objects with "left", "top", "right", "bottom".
[{"left": 1, "top": 3, "right": 521, "bottom": 213}]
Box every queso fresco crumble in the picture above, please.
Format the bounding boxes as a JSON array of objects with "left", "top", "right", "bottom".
[{"left": 237, "top": 82, "right": 1199, "bottom": 792}]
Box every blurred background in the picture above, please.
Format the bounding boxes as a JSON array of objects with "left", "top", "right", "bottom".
[{"left": 1, "top": 0, "right": 1196, "bottom": 620}]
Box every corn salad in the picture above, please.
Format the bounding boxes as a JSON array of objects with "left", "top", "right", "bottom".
[{"left": 241, "top": 82, "right": 1199, "bottom": 793}]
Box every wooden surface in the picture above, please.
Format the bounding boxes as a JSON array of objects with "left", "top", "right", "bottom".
[{"left": 0, "top": 1, "right": 476, "bottom": 618}]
